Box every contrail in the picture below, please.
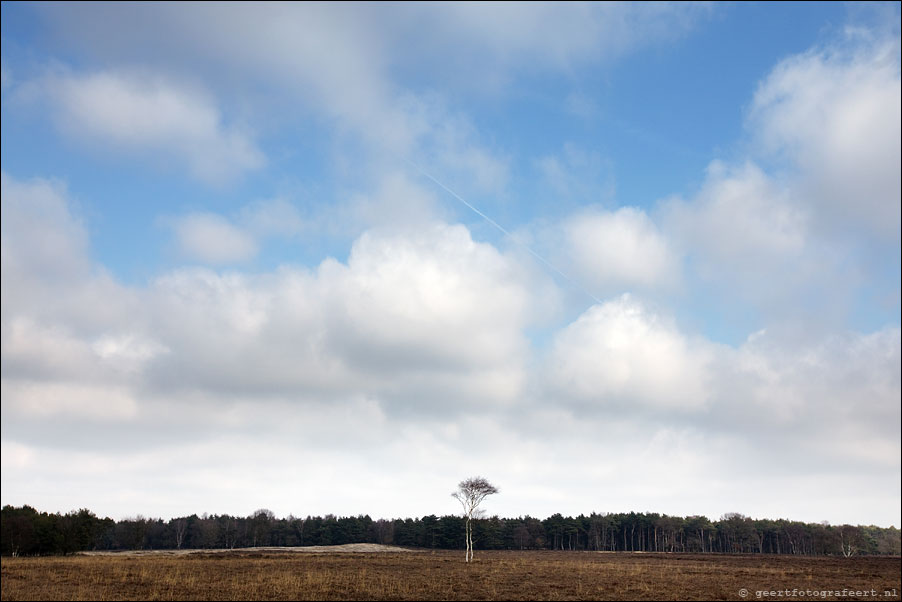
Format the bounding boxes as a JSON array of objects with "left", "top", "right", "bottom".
[{"left": 406, "top": 159, "right": 604, "bottom": 306}]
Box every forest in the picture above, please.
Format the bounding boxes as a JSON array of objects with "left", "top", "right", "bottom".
[{"left": 2, "top": 505, "right": 899, "bottom": 557}]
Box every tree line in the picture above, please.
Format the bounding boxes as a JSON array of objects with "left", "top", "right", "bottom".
[{"left": 1, "top": 505, "right": 898, "bottom": 557}]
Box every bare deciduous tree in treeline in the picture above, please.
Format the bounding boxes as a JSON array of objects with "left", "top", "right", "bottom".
[
  {"left": 452, "top": 476, "right": 499, "bottom": 563},
  {"left": 840, "top": 525, "right": 859, "bottom": 557},
  {"left": 173, "top": 518, "right": 187, "bottom": 549}
]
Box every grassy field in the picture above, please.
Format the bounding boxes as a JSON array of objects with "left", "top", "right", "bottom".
[{"left": 2, "top": 549, "right": 900, "bottom": 601}]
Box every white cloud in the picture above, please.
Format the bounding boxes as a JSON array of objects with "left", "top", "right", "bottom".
[
  {"left": 166, "top": 198, "right": 308, "bottom": 266},
  {"left": 146, "top": 221, "right": 534, "bottom": 410},
  {"left": 2, "top": 175, "right": 160, "bottom": 422},
  {"left": 42, "top": 71, "right": 264, "bottom": 184},
  {"left": 0, "top": 172, "right": 138, "bottom": 333},
  {"left": 42, "top": 3, "right": 712, "bottom": 100},
  {"left": 563, "top": 207, "right": 680, "bottom": 295},
  {"left": 1, "top": 170, "right": 899, "bottom": 526},
  {"left": 549, "top": 295, "right": 716, "bottom": 411},
  {"left": 0, "top": 171, "right": 92, "bottom": 283},
  {"left": 657, "top": 30, "right": 900, "bottom": 326},
  {"left": 342, "top": 171, "right": 446, "bottom": 234},
  {"left": 2, "top": 170, "right": 535, "bottom": 420},
  {"left": 398, "top": 2, "right": 712, "bottom": 87},
  {"left": 2, "top": 380, "right": 139, "bottom": 421},
  {"left": 2, "top": 15, "right": 900, "bottom": 524},
  {"left": 749, "top": 31, "right": 901, "bottom": 241},
  {"left": 169, "top": 213, "right": 259, "bottom": 265},
  {"left": 92, "top": 333, "right": 170, "bottom": 375},
  {"left": 29, "top": 3, "right": 711, "bottom": 196},
  {"left": 0, "top": 318, "right": 158, "bottom": 421},
  {"left": 0, "top": 441, "right": 34, "bottom": 471},
  {"left": 323, "top": 223, "right": 530, "bottom": 378},
  {"left": 3, "top": 318, "right": 104, "bottom": 382},
  {"left": 658, "top": 160, "right": 848, "bottom": 322},
  {"left": 663, "top": 161, "right": 806, "bottom": 272},
  {"left": 715, "top": 327, "right": 901, "bottom": 441}
]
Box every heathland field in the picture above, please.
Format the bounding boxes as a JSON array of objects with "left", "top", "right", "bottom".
[{"left": 2, "top": 547, "right": 900, "bottom": 601}]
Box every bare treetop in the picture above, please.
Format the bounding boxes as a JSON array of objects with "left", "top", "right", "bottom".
[{"left": 452, "top": 477, "right": 499, "bottom": 510}]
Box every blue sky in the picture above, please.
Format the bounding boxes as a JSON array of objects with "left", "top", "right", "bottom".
[{"left": 2, "top": 2, "right": 900, "bottom": 528}]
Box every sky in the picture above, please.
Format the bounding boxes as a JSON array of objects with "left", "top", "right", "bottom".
[{"left": 1, "top": 2, "right": 900, "bottom": 528}]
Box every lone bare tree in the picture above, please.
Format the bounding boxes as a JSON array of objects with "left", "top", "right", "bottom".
[{"left": 452, "top": 476, "right": 499, "bottom": 563}]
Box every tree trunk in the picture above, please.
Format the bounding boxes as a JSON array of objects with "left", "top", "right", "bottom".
[{"left": 465, "top": 518, "right": 471, "bottom": 562}]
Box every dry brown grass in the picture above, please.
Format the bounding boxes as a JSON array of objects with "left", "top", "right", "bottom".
[{"left": 2, "top": 550, "right": 900, "bottom": 601}]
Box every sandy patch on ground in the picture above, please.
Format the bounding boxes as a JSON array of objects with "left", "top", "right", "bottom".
[{"left": 78, "top": 543, "right": 422, "bottom": 556}]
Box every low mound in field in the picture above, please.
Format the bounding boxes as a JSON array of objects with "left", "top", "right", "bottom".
[{"left": 78, "top": 543, "right": 421, "bottom": 556}]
